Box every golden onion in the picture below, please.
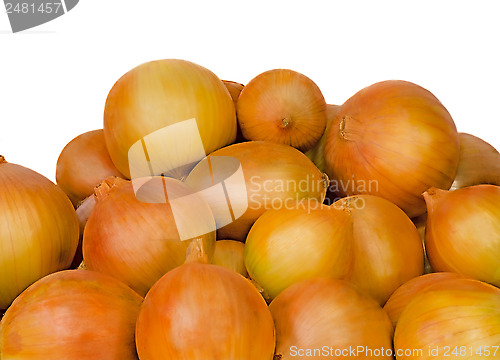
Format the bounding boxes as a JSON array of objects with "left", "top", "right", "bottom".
[{"left": 212, "top": 239, "right": 248, "bottom": 277}]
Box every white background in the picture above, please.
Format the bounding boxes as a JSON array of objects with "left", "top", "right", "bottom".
[{"left": 1, "top": 0, "right": 499, "bottom": 182}]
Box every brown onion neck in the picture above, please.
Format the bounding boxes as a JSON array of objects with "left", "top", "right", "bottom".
[
  {"left": 0, "top": 155, "right": 6, "bottom": 164},
  {"left": 185, "top": 238, "right": 209, "bottom": 264},
  {"left": 423, "top": 187, "right": 449, "bottom": 215},
  {"left": 94, "top": 176, "right": 127, "bottom": 202}
]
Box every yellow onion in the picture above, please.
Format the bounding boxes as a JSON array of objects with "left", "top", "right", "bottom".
[
  {"left": 236, "top": 69, "right": 327, "bottom": 151},
  {"left": 451, "top": 132, "right": 500, "bottom": 190},
  {"left": 394, "top": 277, "right": 500, "bottom": 360},
  {"left": 270, "top": 278, "right": 394, "bottom": 360},
  {"left": 212, "top": 239, "right": 248, "bottom": 277},
  {"left": 0, "top": 270, "right": 142, "bottom": 360},
  {"left": 411, "top": 213, "right": 433, "bottom": 274},
  {"left": 135, "top": 261, "right": 275, "bottom": 360},
  {"left": 223, "top": 80, "right": 246, "bottom": 143},
  {"left": 324, "top": 80, "right": 460, "bottom": 218},
  {"left": 70, "top": 194, "right": 96, "bottom": 268},
  {"left": 104, "top": 59, "right": 236, "bottom": 179},
  {"left": 83, "top": 176, "right": 216, "bottom": 296},
  {"left": 0, "top": 156, "right": 79, "bottom": 309},
  {"left": 56, "top": 129, "right": 125, "bottom": 207},
  {"left": 185, "top": 141, "right": 328, "bottom": 241},
  {"left": 244, "top": 195, "right": 424, "bottom": 304},
  {"left": 424, "top": 185, "right": 500, "bottom": 286},
  {"left": 383, "top": 272, "right": 470, "bottom": 328}
]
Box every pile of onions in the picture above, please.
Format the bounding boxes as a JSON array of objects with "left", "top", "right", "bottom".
[
  {"left": 83, "top": 176, "right": 216, "bottom": 296},
  {"left": 394, "top": 277, "right": 500, "bottom": 360},
  {"left": 244, "top": 195, "right": 424, "bottom": 304},
  {"left": 56, "top": 129, "right": 125, "bottom": 207},
  {"left": 324, "top": 80, "right": 460, "bottom": 218},
  {"left": 0, "top": 156, "right": 79, "bottom": 309},
  {"left": 212, "top": 240, "right": 248, "bottom": 277},
  {"left": 135, "top": 260, "right": 275, "bottom": 360},
  {"left": 269, "top": 278, "right": 394, "bottom": 360},
  {"left": 185, "top": 141, "right": 328, "bottom": 241},
  {"left": 104, "top": 59, "right": 236, "bottom": 179},
  {"left": 424, "top": 185, "right": 500, "bottom": 286},
  {"left": 0, "top": 270, "right": 142, "bottom": 360},
  {"left": 236, "top": 69, "right": 327, "bottom": 151}
]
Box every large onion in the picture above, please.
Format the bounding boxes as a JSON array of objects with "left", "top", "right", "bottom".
[
  {"left": 244, "top": 195, "right": 424, "bottom": 304},
  {"left": 324, "top": 80, "right": 460, "bottom": 218},
  {"left": 269, "top": 278, "right": 394, "bottom": 360},
  {"left": 83, "top": 176, "right": 216, "bottom": 296},
  {"left": 104, "top": 59, "right": 236, "bottom": 179},
  {"left": 185, "top": 141, "right": 328, "bottom": 241},
  {"left": 424, "top": 185, "right": 500, "bottom": 287},
  {"left": 236, "top": 69, "right": 327, "bottom": 151},
  {"left": 394, "top": 277, "right": 500, "bottom": 360},
  {"left": 135, "top": 261, "right": 275, "bottom": 360},
  {"left": 56, "top": 129, "right": 125, "bottom": 207},
  {"left": 0, "top": 156, "right": 79, "bottom": 309},
  {"left": 0, "top": 270, "right": 142, "bottom": 360}
]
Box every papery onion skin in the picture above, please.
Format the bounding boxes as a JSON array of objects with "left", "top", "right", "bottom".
[
  {"left": 56, "top": 129, "right": 125, "bottom": 207},
  {"left": 424, "top": 185, "right": 500, "bottom": 287},
  {"left": 0, "top": 270, "right": 142, "bottom": 360},
  {"left": 270, "top": 278, "right": 394, "bottom": 360},
  {"left": 83, "top": 176, "right": 216, "bottom": 296},
  {"left": 244, "top": 195, "right": 424, "bottom": 304},
  {"left": 0, "top": 156, "right": 79, "bottom": 309},
  {"left": 237, "top": 69, "right": 327, "bottom": 151},
  {"left": 394, "top": 278, "right": 500, "bottom": 360},
  {"left": 324, "top": 80, "right": 460, "bottom": 218},
  {"left": 104, "top": 59, "right": 236, "bottom": 178},
  {"left": 212, "top": 239, "right": 248, "bottom": 277},
  {"left": 135, "top": 262, "right": 275, "bottom": 360}
]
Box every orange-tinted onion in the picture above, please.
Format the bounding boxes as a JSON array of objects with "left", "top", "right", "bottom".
[
  {"left": 0, "top": 270, "right": 142, "bottom": 360},
  {"left": 70, "top": 194, "right": 96, "bottom": 268},
  {"left": 424, "top": 185, "right": 500, "bottom": 286},
  {"left": 244, "top": 195, "right": 424, "bottom": 304},
  {"left": 0, "top": 156, "right": 79, "bottom": 309},
  {"left": 324, "top": 80, "right": 460, "bottom": 218},
  {"left": 411, "top": 213, "right": 433, "bottom": 274},
  {"left": 56, "top": 129, "right": 125, "bottom": 207},
  {"left": 237, "top": 69, "right": 327, "bottom": 151},
  {"left": 270, "top": 278, "right": 394, "bottom": 360},
  {"left": 135, "top": 262, "right": 275, "bottom": 360},
  {"left": 212, "top": 239, "right": 248, "bottom": 277}
]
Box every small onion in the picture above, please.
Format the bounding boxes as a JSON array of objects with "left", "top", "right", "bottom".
[
  {"left": 212, "top": 239, "right": 248, "bottom": 277},
  {"left": 56, "top": 129, "right": 125, "bottom": 207},
  {"left": 394, "top": 277, "right": 500, "bottom": 360},
  {"left": 0, "top": 270, "right": 142, "bottom": 360},
  {"left": 135, "top": 262, "right": 275, "bottom": 360},
  {"left": 424, "top": 185, "right": 500, "bottom": 287},
  {"left": 223, "top": 80, "right": 246, "bottom": 143},
  {"left": 270, "top": 278, "right": 394, "bottom": 360},
  {"left": 244, "top": 195, "right": 424, "bottom": 304},
  {"left": 0, "top": 156, "right": 79, "bottom": 309},
  {"left": 324, "top": 80, "right": 460, "bottom": 218},
  {"left": 236, "top": 69, "right": 327, "bottom": 151},
  {"left": 411, "top": 213, "right": 433, "bottom": 274}
]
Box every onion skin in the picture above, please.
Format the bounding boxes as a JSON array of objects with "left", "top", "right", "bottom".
[
  {"left": 237, "top": 69, "right": 327, "bottom": 151},
  {"left": 270, "top": 278, "right": 394, "bottom": 360},
  {"left": 0, "top": 156, "right": 79, "bottom": 309},
  {"left": 244, "top": 195, "right": 424, "bottom": 304},
  {"left": 70, "top": 194, "right": 96, "bottom": 268},
  {"left": 56, "top": 129, "right": 125, "bottom": 207},
  {"left": 411, "top": 213, "right": 433, "bottom": 274},
  {"left": 0, "top": 270, "right": 142, "bottom": 360},
  {"left": 212, "top": 239, "right": 248, "bottom": 277},
  {"left": 324, "top": 80, "right": 460, "bottom": 218},
  {"left": 451, "top": 132, "right": 500, "bottom": 190},
  {"left": 223, "top": 80, "right": 246, "bottom": 143},
  {"left": 135, "top": 262, "right": 275, "bottom": 360},
  {"left": 104, "top": 59, "right": 236, "bottom": 178},
  {"left": 185, "top": 141, "right": 328, "bottom": 242},
  {"left": 394, "top": 278, "right": 500, "bottom": 360},
  {"left": 424, "top": 185, "right": 500, "bottom": 287}
]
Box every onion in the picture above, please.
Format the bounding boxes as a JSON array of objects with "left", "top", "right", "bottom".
[
  {"left": 104, "top": 59, "right": 236, "bottom": 179},
  {"left": 83, "top": 176, "right": 216, "bottom": 296},
  {"left": 135, "top": 261, "right": 275, "bottom": 360},
  {"left": 212, "top": 239, "right": 248, "bottom": 277},
  {"left": 185, "top": 141, "right": 328, "bottom": 241},
  {"left": 394, "top": 277, "right": 500, "bottom": 360},
  {"left": 244, "top": 194, "right": 424, "bottom": 304},
  {"left": 69, "top": 194, "right": 96, "bottom": 268},
  {"left": 269, "top": 278, "right": 394, "bottom": 360},
  {"left": 424, "top": 185, "right": 500, "bottom": 286},
  {"left": 0, "top": 156, "right": 79, "bottom": 309},
  {"left": 0, "top": 270, "right": 142, "bottom": 360},
  {"left": 411, "top": 213, "right": 433, "bottom": 274},
  {"left": 56, "top": 129, "right": 125, "bottom": 207},
  {"left": 236, "top": 69, "right": 327, "bottom": 151},
  {"left": 324, "top": 80, "right": 460, "bottom": 218},
  {"left": 451, "top": 132, "right": 500, "bottom": 190},
  {"left": 223, "top": 80, "right": 246, "bottom": 142}
]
